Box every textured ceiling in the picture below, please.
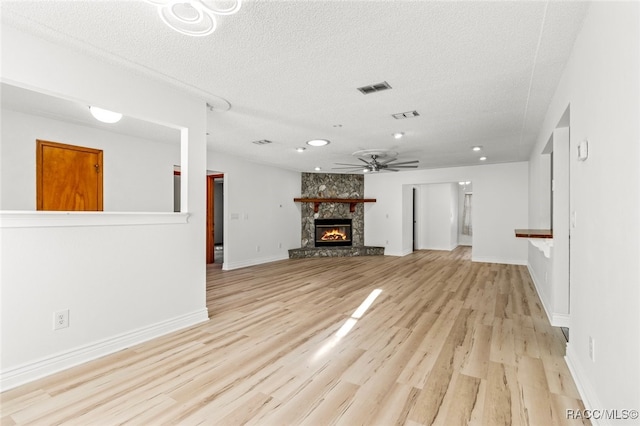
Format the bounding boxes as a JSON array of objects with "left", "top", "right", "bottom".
[{"left": 1, "top": 0, "right": 590, "bottom": 173}]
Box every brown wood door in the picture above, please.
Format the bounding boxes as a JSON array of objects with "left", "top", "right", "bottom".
[
  {"left": 36, "top": 140, "right": 103, "bottom": 211},
  {"left": 206, "top": 175, "right": 215, "bottom": 264}
]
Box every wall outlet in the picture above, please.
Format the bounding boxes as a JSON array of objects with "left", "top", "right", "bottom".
[
  {"left": 589, "top": 336, "right": 595, "bottom": 362},
  {"left": 278, "top": 242, "right": 282, "bottom": 249},
  {"left": 256, "top": 245, "right": 260, "bottom": 252},
  {"left": 53, "top": 309, "right": 69, "bottom": 330}
]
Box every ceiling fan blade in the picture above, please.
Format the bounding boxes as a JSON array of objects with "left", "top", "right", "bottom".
[
  {"left": 386, "top": 165, "right": 418, "bottom": 169},
  {"left": 334, "top": 163, "right": 365, "bottom": 167},
  {"left": 386, "top": 160, "right": 419, "bottom": 166},
  {"left": 358, "top": 157, "right": 371, "bottom": 165}
]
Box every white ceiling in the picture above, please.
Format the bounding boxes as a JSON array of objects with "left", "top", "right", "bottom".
[{"left": 1, "top": 0, "right": 589, "bottom": 173}]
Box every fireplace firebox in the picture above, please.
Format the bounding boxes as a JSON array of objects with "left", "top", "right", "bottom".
[{"left": 315, "top": 218, "right": 352, "bottom": 247}]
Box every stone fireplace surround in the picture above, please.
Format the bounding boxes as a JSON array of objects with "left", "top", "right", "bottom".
[{"left": 288, "top": 173, "right": 384, "bottom": 258}]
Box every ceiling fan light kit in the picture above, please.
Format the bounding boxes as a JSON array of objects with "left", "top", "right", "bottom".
[{"left": 144, "top": 0, "right": 242, "bottom": 37}]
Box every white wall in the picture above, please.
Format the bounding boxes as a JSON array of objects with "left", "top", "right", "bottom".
[
  {"left": 365, "top": 162, "right": 528, "bottom": 264},
  {"left": 528, "top": 2, "right": 640, "bottom": 420},
  {"left": 0, "top": 109, "right": 180, "bottom": 212},
  {"left": 207, "top": 151, "right": 301, "bottom": 270},
  {"left": 527, "top": 126, "right": 570, "bottom": 327},
  {"left": 417, "top": 183, "right": 458, "bottom": 251},
  {"left": 0, "top": 25, "right": 208, "bottom": 389}
]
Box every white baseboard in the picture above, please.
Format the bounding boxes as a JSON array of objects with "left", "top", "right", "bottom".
[
  {"left": 565, "top": 343, "right": 608, "bottom": 426},
  {"left": 224, "top": 254, "right": 289, "bottom": 270},
  {"left": 527, "top": 263, "right": 554, "bottom": 324},
  {"left": 471, "top": 256, "right": 527, "bottom": 265},
  {"left": 526, "top": 263, "right": 571, "bottom": 328},
  {"left": 0, "top": 308, "right": 209, "bottom": 392},
  {"left": 552, "top": 313, "right": 571, "bottom": 328}
]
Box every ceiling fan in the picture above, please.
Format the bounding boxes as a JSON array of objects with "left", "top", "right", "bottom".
[{"left": 333, "top": 149, "right": 419, "bottom": 173}]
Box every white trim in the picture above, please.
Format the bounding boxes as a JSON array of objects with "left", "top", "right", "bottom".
[
  {"left": 421, "top": 246, "right": 458, "bottom": 251},
  {"left": 565, "top": 344, "right": 608, "bottom": 426},
  {"left": 552, "top": 313, "right": 570, "bottom": 328},
  {"left": 527, "top": 263, "right": 571, "bottom": 328},
  {"left": 528, "top": 263, "right": 554, "bottom": 323},
  {"left": 223, "top": 254, "right": 289, "bottom": 271},
  {"left": 0, "top": 308, "right": 209, "bottom": 391},
  {"left": 471, "top": 256, "right": 527, "bottom": 265},
  {"left": 0, "top": 211, "right": 190, "bottom": 228}
]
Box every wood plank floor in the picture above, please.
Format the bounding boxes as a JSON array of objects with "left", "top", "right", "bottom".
[{"left": 1, "top": 248, "right": 589, "bottom": 425}]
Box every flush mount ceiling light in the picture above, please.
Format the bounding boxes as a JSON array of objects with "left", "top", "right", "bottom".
[
  {"left": 472, "top": 146, "right": 482, "bottom": 151},
  {"left": 296, "top": 147, "right": 306, "bottom": 153},
  {"left": 144, "top": 0, "right": 241, "bottom": 37},
  {"left": 393, "top": 132, "right": 405, "bottom": 139},
  {"left": 479, "top": 156, "right": 487, "bottom": 161},
  {"left": 89, "top": 106, "right": 122, "bottom": 124},
  {"left": 306, "top": 139, "right": 330, "bottom": 147},
  {"left": 314, "top": 167, "right": 322, "bottom": 171}
]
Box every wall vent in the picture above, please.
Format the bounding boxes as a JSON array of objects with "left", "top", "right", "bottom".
[
  {"left": 357, "top": 81, "right": 392, "bottom": 95},
  {"left": 252, "top": 139, "right": 273, "bottom": 145},
  {"left": 392, "top": 110, "right": 420, "bottom": 119}
]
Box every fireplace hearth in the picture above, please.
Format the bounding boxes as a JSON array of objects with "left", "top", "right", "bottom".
[{"left": 315, "top": 218, "right": 352, "bottom": 247}]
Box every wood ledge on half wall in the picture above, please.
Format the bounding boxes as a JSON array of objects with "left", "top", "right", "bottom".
[
  {"left": 514, "top": 229, "right": 553, "bottom": 238},
  {"left": 293, "top": 198, "right": 376, "bottom": 213}
]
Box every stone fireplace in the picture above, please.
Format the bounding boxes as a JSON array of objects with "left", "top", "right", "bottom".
[{"left": 288, "top": 173, "right": 383, "bottom": 258}]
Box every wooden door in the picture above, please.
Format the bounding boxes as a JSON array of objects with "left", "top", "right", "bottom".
[
  {"left": 36, "top": 140, "right": 103, "bottom": 211},
  {"left": 206, "top": 175, "right": 215, "bottom": 264}
]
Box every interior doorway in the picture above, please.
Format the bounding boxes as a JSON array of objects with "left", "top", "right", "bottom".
[
  {"left": 173, "top": 169, "right": 224, "bottom": 265},
  {"left": 206, "top": 173, "right": 224, "bottom": 265},
  {"left": 412, "top": 182, "right": 473, "bottom": 251},
  {"left": 412, "top": 187, "right": 417, "bottom": 251}
]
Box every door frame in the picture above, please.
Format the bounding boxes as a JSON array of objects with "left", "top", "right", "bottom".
[{"left": 206, "top": 173, "right": 224, "bottom": 264}]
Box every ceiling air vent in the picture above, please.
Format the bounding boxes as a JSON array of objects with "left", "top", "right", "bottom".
[
  {"left": 392, "top": 110, "right": 420, "bottom": 119},
  {"left": 252, "top": 139, "right": 273, "bottom": 145},
  {"left": 357, "top": 81, "right": 392, "bottom": 95}
]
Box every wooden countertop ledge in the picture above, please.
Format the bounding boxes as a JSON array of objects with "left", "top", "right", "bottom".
[{"left": 514, "top": 229, "right": 553, "bottom": 239}]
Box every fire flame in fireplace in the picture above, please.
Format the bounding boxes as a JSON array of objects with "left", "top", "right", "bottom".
[{"left": 321, "top": 228, "right": 347, "bottom": 241}]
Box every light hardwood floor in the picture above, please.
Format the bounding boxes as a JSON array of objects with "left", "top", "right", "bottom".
[{"left": 1, "top": 248, "right": 589, "bottom": 425}]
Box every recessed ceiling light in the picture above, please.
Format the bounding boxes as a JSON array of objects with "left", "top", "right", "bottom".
[
  {"left": 393, "top": 132, "right": 404, "bottom": 139},
  {"left": 479, "top": 156, "right": 487, "bottom": 161},
  {"left": 89, "top": 106, "right": 122, "bottom": 123},
  {"left": 306, "top": 139, "right": 330, "bottom": 147},
  {"left": 314, "top": 167, "right": 321, "bottom": 171},
  {"left": 296, "top": 147, "right": 306, "bottom": 152},
  {"left": 472, "top": 146, "right": 482, "bottom": 151}
]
